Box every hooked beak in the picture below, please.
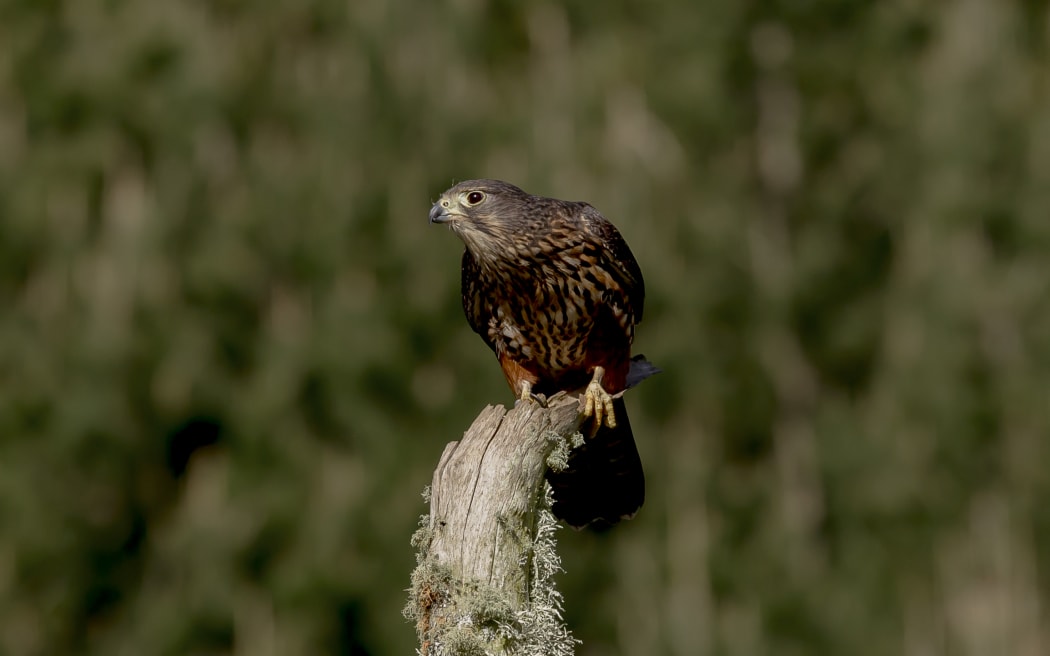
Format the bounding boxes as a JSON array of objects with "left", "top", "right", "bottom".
[{"left": 429, "top": 202, "right": 452, "bottom": 224}]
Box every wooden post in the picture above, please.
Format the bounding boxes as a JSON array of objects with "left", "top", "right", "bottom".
[{"left": 405, "top": 396, "right": 583, "bottom": 655}]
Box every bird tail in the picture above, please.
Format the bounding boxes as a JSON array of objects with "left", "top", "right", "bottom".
[{"left": 546, "top": 397, "right": 645, "bottom": 529}]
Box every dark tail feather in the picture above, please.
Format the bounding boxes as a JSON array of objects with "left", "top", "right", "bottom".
[
  {"left": 626, "top": 354, "right": 662, "bottom": 389},
  {"left": 546, "top": 397, "right": 645, "bottom": 529}
]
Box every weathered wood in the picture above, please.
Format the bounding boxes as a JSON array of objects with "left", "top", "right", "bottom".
[{"left": 405, "top": 396, "right": 582, "bottom": 656}]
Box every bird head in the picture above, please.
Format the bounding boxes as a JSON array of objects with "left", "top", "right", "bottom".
[{"left": 429, "top": 179, "right": 533, "bottom": 261}]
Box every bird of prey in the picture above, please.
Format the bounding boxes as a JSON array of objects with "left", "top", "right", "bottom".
[{"left": 429, "top": 179, "right": 651, "bottom": 528}]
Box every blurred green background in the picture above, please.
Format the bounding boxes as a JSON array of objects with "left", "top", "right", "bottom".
[{"left": 2, "top": 0, "right": 1049, "bottom": 654}]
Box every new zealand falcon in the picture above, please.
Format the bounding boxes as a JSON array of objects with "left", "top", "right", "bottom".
[{"left": 430, "top": 179, "right": 651, "bottom": 528}]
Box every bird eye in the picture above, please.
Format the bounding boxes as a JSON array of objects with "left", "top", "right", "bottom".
[{"left": 466, "top": 191, "right": 485, "bottom": 205}]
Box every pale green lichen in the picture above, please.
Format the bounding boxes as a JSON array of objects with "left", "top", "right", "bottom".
[
  {"left": 405, "top": 483, "right": 578, "bottom": 655},
  {"left": 502, "top": 483, "right": 577, "bottom": 656},
  {"left": 410, "top": 515, "right": 434, "bottom": 559},
  {"left": 545, "top": 429, "right": 583, "bottom": 473}
]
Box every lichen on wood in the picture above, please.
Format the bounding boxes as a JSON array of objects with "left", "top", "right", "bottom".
[{"left": 405, "top": 397, "right": 583, "bottom": 656}]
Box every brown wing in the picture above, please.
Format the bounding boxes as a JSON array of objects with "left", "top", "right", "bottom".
[{"left": 579, "top": 203, "right": 645, "bottom": 324}]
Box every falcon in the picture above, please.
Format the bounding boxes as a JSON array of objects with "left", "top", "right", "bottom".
[{"left": 429, "top": 179, "right": 652, "bottom": 528}]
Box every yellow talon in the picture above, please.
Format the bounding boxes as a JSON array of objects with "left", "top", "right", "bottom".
[{"left": 581, "top": 366, "right": 617, "bottom": 429}]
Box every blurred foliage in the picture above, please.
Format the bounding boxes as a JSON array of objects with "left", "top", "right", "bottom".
[{"left": 1, "top": 0, "right": 1049, "bottom": 654}]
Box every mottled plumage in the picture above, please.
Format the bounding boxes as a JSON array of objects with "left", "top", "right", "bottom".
[{"left": 430, "top": 179, "right": 647, "bottom": 528}]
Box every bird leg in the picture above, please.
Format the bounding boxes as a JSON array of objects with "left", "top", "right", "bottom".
[
  {"left": 582, "top": 366, "right": 617, "bottom": 429},
  {"left": 519, "top": 380, "right": 532, "bottom": 402}
]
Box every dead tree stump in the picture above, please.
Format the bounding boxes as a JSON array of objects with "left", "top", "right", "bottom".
[{"left": 405, "top": 396, "right": 583, "bottom": 656}]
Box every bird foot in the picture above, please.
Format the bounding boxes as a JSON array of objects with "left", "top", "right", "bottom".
[
  {"left": 516, "top": 381, "right": 549, "bottom": 408},
  {"left": 530, "top": 393, "right": 548, "bottom": 408},
  {"left": 544, "top": 390, "right": 569, "bottom": 405},
  {"left": 582, "top": 366, "right": 617, "bottom": 429}
]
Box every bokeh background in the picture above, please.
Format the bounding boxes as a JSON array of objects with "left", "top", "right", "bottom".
[{"left": 3, "top": 0, "right": 1050, "bottom": 654}]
